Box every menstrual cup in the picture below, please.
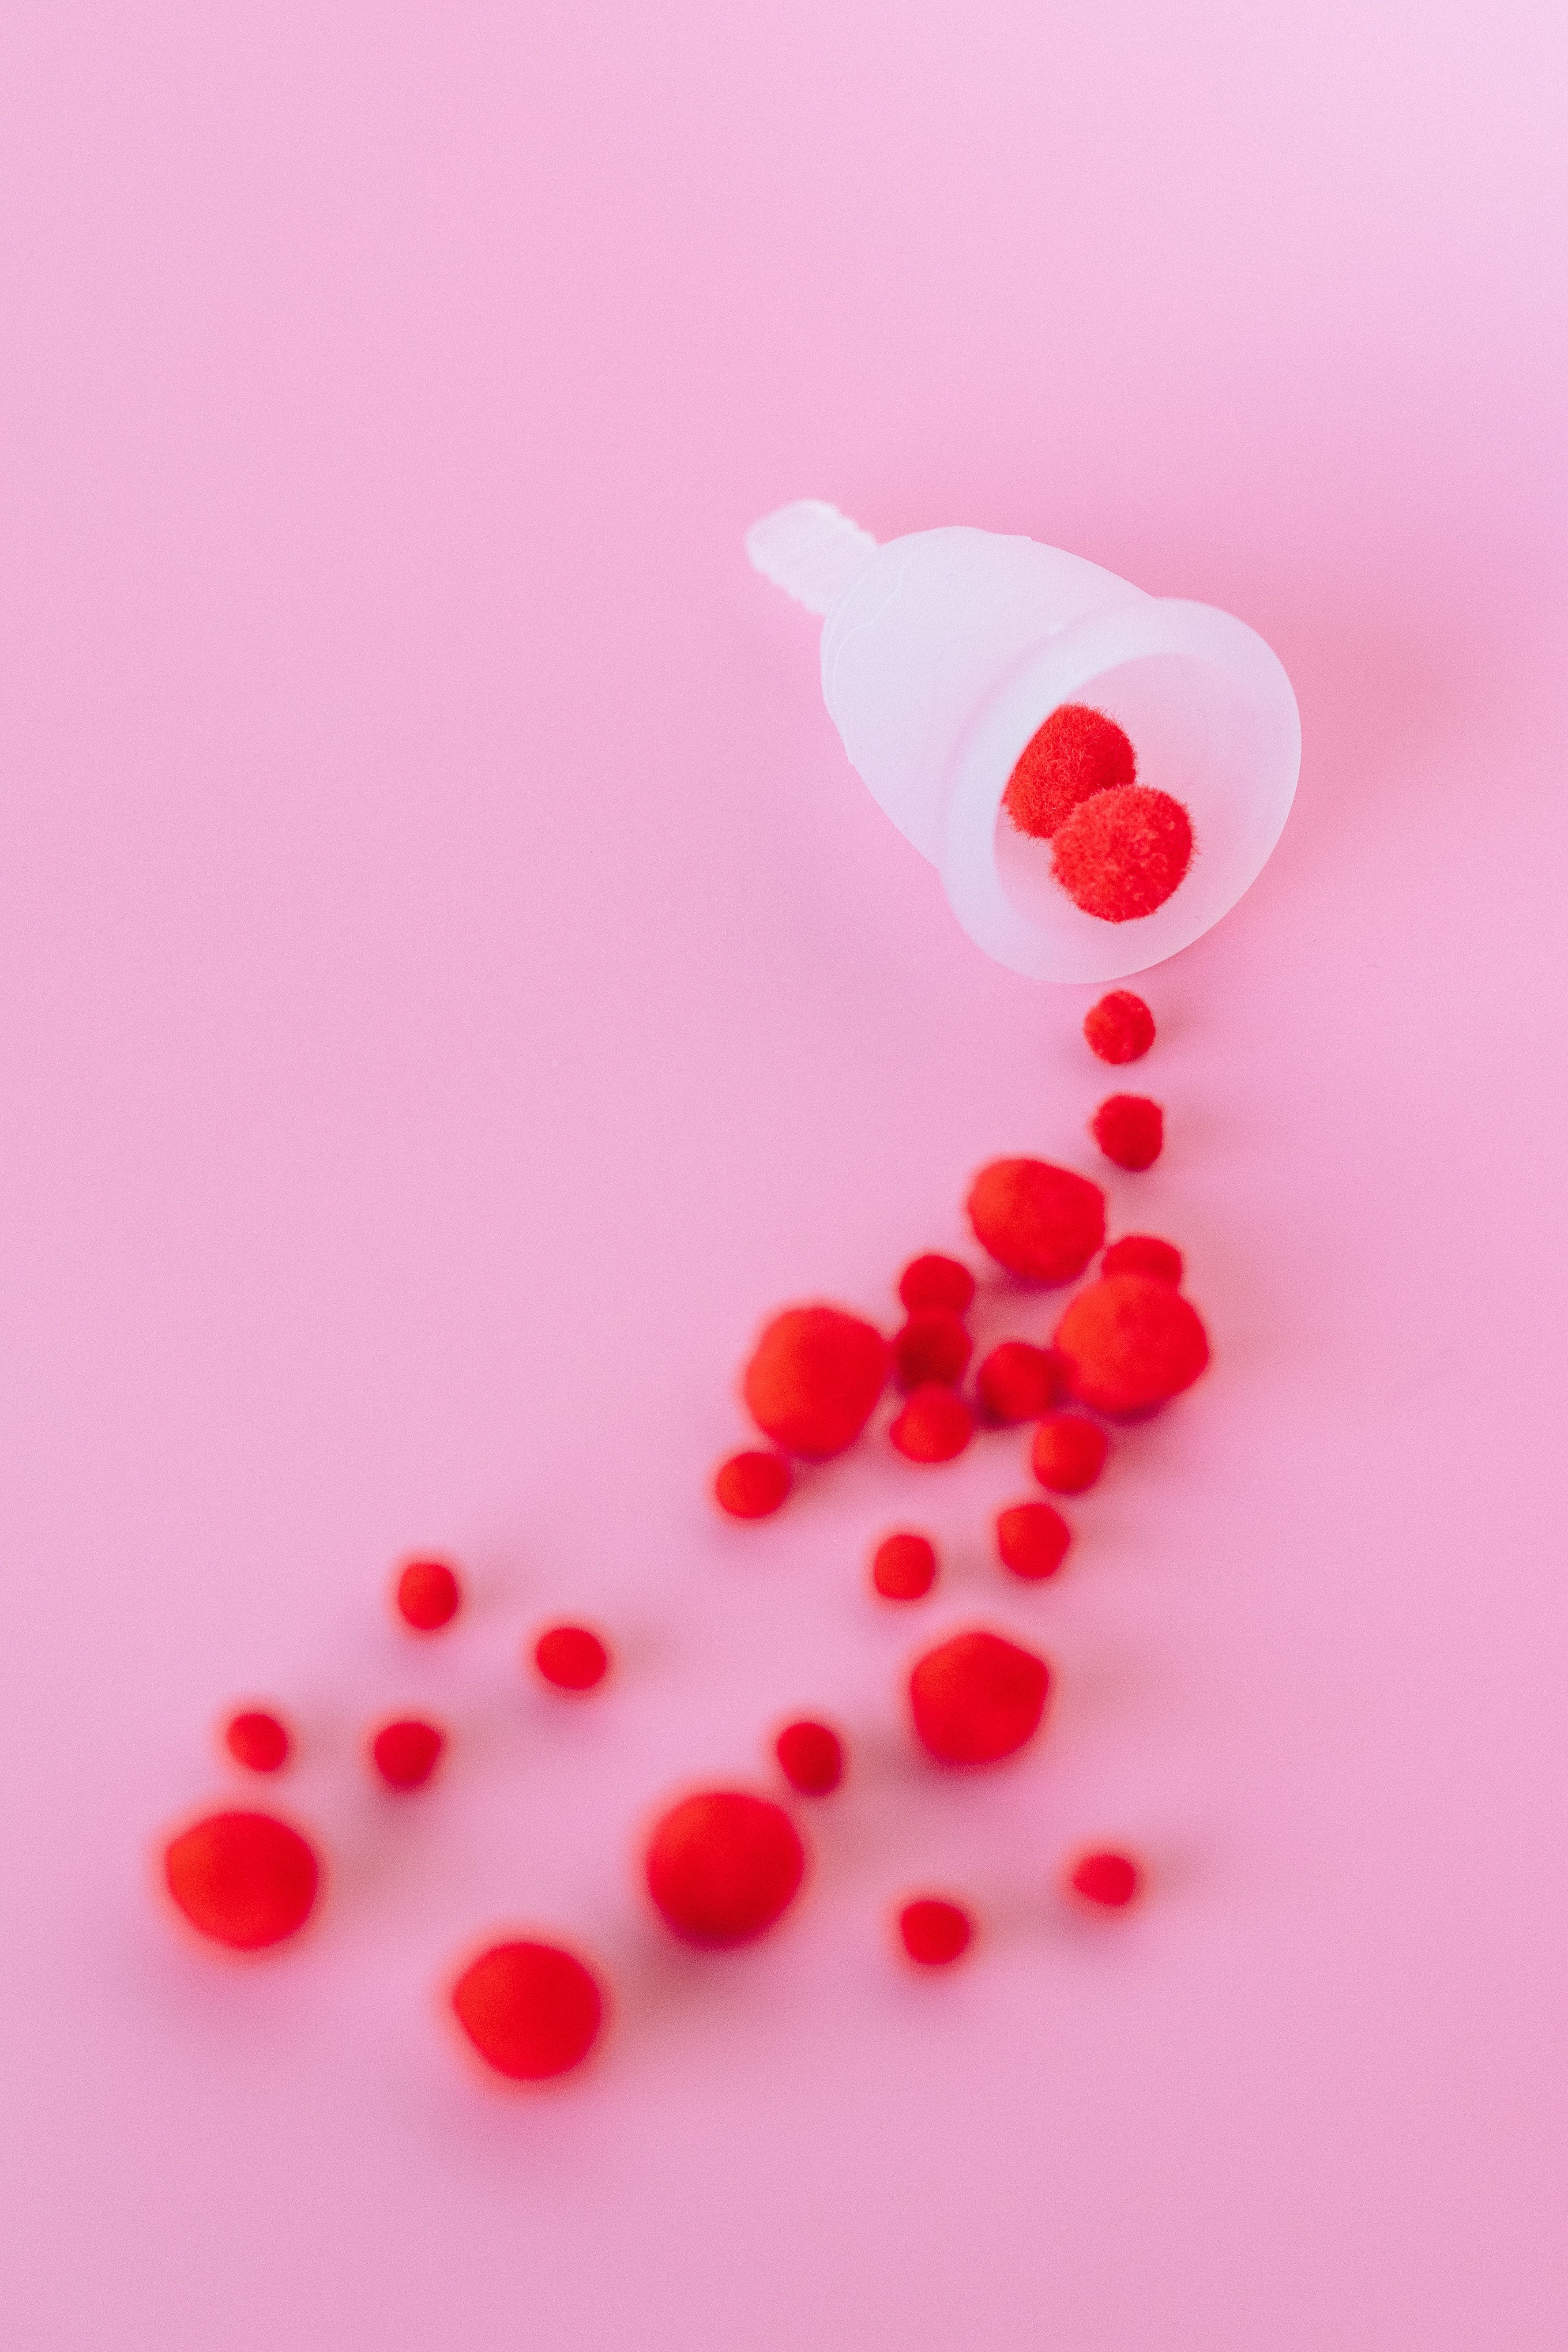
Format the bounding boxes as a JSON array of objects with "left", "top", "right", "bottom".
[{"left": 746, "top": 501, "right": 1301, "bottom": 982}]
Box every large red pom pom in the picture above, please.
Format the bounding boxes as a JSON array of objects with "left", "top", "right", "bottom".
[
  {"left": 163, "top": 1810, "right": 321, "bottom": 1950},
  {"left": 451, "top": 1940, "right": 605, "bottom": 2078},
  {"left": 644, "top": 1790, "right": 807, "bottom": 1946},
  {"left": 1053, "top": 1274, "right": 1210, "bottom": 1416},
  {"left": 742, "top": 1306, "right": 889, "bottom": 1460},
  {"left": 1002, "top": 704, "right": 1136, "bottom": 840},
  {"left": 907, "top": 1630, "right": 1050, "bottom": 1766},
  {"left": 1052, "top": 787, "right": 1193, "bottom": 922},
  {"left": 966, "top": 1159, "right": 1105, "bottom": 1285}
]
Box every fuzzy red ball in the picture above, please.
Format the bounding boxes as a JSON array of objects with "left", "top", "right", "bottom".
[
  {"left": 967, "top": 1158, "right": 1105, "bottom": 1284},
  {"left": 774, "top": 1719, "right": 845, "bottom": 1796},
  {"left": 644, "top": 1790, "right": 807, "bottom": 1947},
  {"left": 395, "top": 1558, "right": 462, "bottom": 1632},
  {"left": 1053, "top": 787, "right": 1194, "bottom": 922},
  {"left": 889, "top": 1385, "right": 974, "bottom": 1463},
  {"left": 1083, "top": 990, "right": 1155, "bottom": 1064},
  {"left": 370, "top": 1717, "right": 446, "bottom": 1790},
  {"left": 1092, "top": 1094, "right": 1164, "bottom": 1171},
  {"left": 533, "top": 1624, "right": 611, "bottom": 1692},
  {"left": 163, "top": 1810, "right": 321, "bottom": 1951},
  {"left": 897, "top": 1253, "right": 975, "bottom": 1314},
  {"left": 1101, "top": 1234, "right": 1183, "bottom": 1285},
  {"left": 223, "top": 1708, "right": 291, "bottom": 1774},
  {"left": 1002, "top": 704, "right": 1136, "bottom": 840},
  {"left": 898, "top": 1896, "right": 974, "bottom": 1967},
  {"left": 892, "top": 1309, "right": 973, "bottom": 1392},
  {"left": 1030, "top": 1412, "right": 1109, "bottom": 1494},
  {"left": 994, "top": 1500, "right": 1072, "bottom": 1581},
  {"left": 974, "top": 1340, "right": 1062, "bottom": 1424},
  {"left": 743, "top": 1305, "right": 890, "bottom": 1460},
  {"left": 872, "top": 1530, "right": 938, "bottom": 1600},
  {"left": 1068, "top": 1850, "right": 1143, "bottom": 1909},
  {"left": 908, "top": 1629, "right": 1050, "bottom": 1765},
  {"left": 1053, "top": 1273, "right": 1210, "bottom": 1417},
  {"left": 713, "top": 1449, "right": 792, "bottom": 1520},
  {"left": 451, "top": 1941, "right": 605, "bottom": 2079}
]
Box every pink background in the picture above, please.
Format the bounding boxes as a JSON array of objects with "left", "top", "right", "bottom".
[{"left": 3, "top": 4, "right": 1567, "bottom": 2345}]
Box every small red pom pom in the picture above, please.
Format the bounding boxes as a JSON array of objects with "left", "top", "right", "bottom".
[
  {"left": 163, "top": 1810, "right": 321, "bottom": 1951},
  {"left": 897, "top": 1253, "right": 975, "bottom": 1314},
  {"left": 995, "top": 1500, "right": 1072, "bottom": 1581},
  {"left": 908, "top": 1629, "right": 1050, "bottom": 1765},
  {"left": 451, "top": 1940, "right": 605, "bottom": 2079},
  {"left": 889, "top": 1385, "right": 974, "bottom": 1463},
  {"left": 1054, "top": 1274, "right": 1210, "bottom": 1417},
  {"left": 713, "top": 1449, "right": 792, "bottom": 1520},
  {"left": 644, "top": 1790, "right": 807, "bottom": 1946},
  {"left": 775, "top": 1719, "right": 845, "bottom": 1795},
  {"left": 898, "top": 1897, "right": 974, "bottom": 1967},
  {"left": 1068, "top": 1850, "right": 1142, "bottom": 1909},
  {"left": 1030, "top": 1412, "right": 1109, "bottom": 1494},
  {"left": 1083, "top": 990, "right": 1155, "bottom": 1064},
  {"left": 371, "top": 1717, "right": 446, "bottom": 1790},
  {"left": 1102, "top": 1234, "right": 1183, "bottom": 1285},
  {"left": 1002, "top": 704, "right": 1136, "bottom": 840},
  {"left": 975, "top": 1340, "right": 1062, "bottom": 1425},
  {"left": 223, "top": 1708, "right": 290, "bottom": 1774},
  {"left": 395, "top": 1558, "right": 462, "bottom": 1632},
  {"left": 533, "top": 1624, "right": 611, "bottom": 1691},
  {"left": 1053, "top": 787, "right": 1194, "bottom": 922},
  {"left": 1092, "top": 1094, "right": 1164, "bottom": 1171},
  {"left": 967, "top": 1159, "right": 1105, "bottom": 1284},
  {"left": 892, "top": 1309, "right": 973, "bottom": 1393},
  {"left": 872, "top": 1530, "right": 938, "bottom": 1600},
  {"left": 743, "top": 1305, "right": 890, "bottom": 1460}
]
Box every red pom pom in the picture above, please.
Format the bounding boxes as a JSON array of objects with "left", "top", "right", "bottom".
[
  {"left": 889, "top": 1385, "right": 974, "bottom": 1463},
  {"left": 995, "top": 1500, "right": 1072, "bottom": 1581},
  {"left": 1030, "top": 1411, "right": 1109, "bottom": 1494},
  {"left": 370, "top": 1717, "right": 446, "bottom": 1790},
  {"left": 1054, "top": 1274, "right": 1210, "bottom": 1417},
  {"left": 1092, "top": 1094, "right": 1164, "bottom": 1171},
  {"left": 451, "top": 1941, "right": 605, "bottom": 2079},
  {"left": 872, "top": 1530, "right": 938, "bottom": 1600},
  {"left": 223, "top": 1708, "right": 290, "bottom": 1774},
  {"left": 967, "top": 1159, "right": 1105, "bottom": 1284},
  {"left": 395, "top": 1558, "right": 462, "bottom": 1632},
  {"left": 163, "top": 1810, "right": 321, "bottom": 1951},
  {"left": 1002, "top": 704, "right": 1136, "bottom": 840},
  {"left": 975, "top": 1340, "right": 1062, "bottom": 1424},
  {"left": 533, "top": 1624, "right": 611, "bottom": 1691},
  {"left": 1102, "top": 1234, "right": 1183, "bottom": 1285},
  {"left": 713, "top": 1449, "right": 792, "bottom": 1520},
  {"left": 775, "top": 1719, "right": 845, "bottom": 1796},
  {"left": 898, "top": 1253, "right": 975, "bottom": 1314},
  {"left": 743, "top": 1305, "right": 889, "bottom": 1460},
  {"left": 1068, "top": 1850, "right": 1143, "bottom": 1909},
  {"left": 1083, "top": 990, "right": 1155, "bottom": 1064},
  {"left": 908, "top": 1629, "right": 1050, "bottom": 1765},
  {"left": 898, "top": 1896, "right": 974, "bottom": 1967},
  {"left": 1052, "top": 787, "right": 1194, "bottom": 922},
  {"left": 892, "top": 1309, "right": 973, "bottom": 1392},
  {"left": 644, "top": 1790, "right": 807, "bottom": 1946}
]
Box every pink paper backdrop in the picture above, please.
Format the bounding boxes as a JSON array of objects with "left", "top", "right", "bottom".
[{"left": 3, "top": 4, "right": 1567, "bottom": 2346}]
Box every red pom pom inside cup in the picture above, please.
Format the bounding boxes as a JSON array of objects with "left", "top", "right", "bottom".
[
  {"left": 890, "top": 1385, "right": 974, "bottom": 1463},
  {"left": 892, "top": 1310, "right": 973, "bottom": 1392},
  {"left": 1054, "top": 1274, "right": 1210, "bottom": 1417},
  {"left": 450, "top": 1940, "right": 605, "bottom": 2080},
  {"left": 872, "top": 1530, "right": 938, "bottom": 1600},
  {"left": 163, "top": 1810, "right": 321, "bottom": 1951},
  {"left": 1053, "top": 787, "right": 1194, "bottom": 922},
  {"left": 713, "top": 1449, "right": 792, "bottom": 1520},
  {"left": 1030, "top": 1412, "right": 1109, "bottom": 1494},
  {"left": 644, "top": 1790, "right": 807, "bottom": 1947},
  {"left": 1092, "top": 1095, "right": 1164, "bottom": 1171},
  {"left": 1003, "top": 704, "right": 1136, "bottom": 840},
  {"left": 898, "top": 1896, "right": 975, "bottom": 1967},
  {"left": 898, "top": 1253, "right": 975, "bottom": 1314},
  {"left": 1068, "top": 1850, "right": 1143, "bottom": 1909},
  {"left": 975, "top": 1340, "right": 1061, "bottom": 1424},
  {"left": 370, "top": 1718, "right": 446, "bottom": 1790},
  {"left": 533, "top": 1625, "right": 611, "bottom": 1692},
  {"left": 995, "top": 1501, "right": 1072, "bottom": 1581},
  {"left": 775, "top": 1719, "right": 845, "bottom": 1796},
  {"left": 395, "top": 1558, "right": 462, "bottom": 1632},
  {"left": 743, "top": 1305, "right": 889, "bottom": 1460},
  {"left": 223, "top": 1709, "right": 291, "bottom": 1774},
  {"left": 968, "top": 1159, "right": 1105, "bottom": 1284},
  {"left": 1102, "top": 1234, "right": 1183, "bottom": 1284},
  {"left": 908, "top": 1630, "right": 1050, "bottom": 1765},
  {"left": 1084, "top": 990, "right": 1155, "bottom": 1064}
]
